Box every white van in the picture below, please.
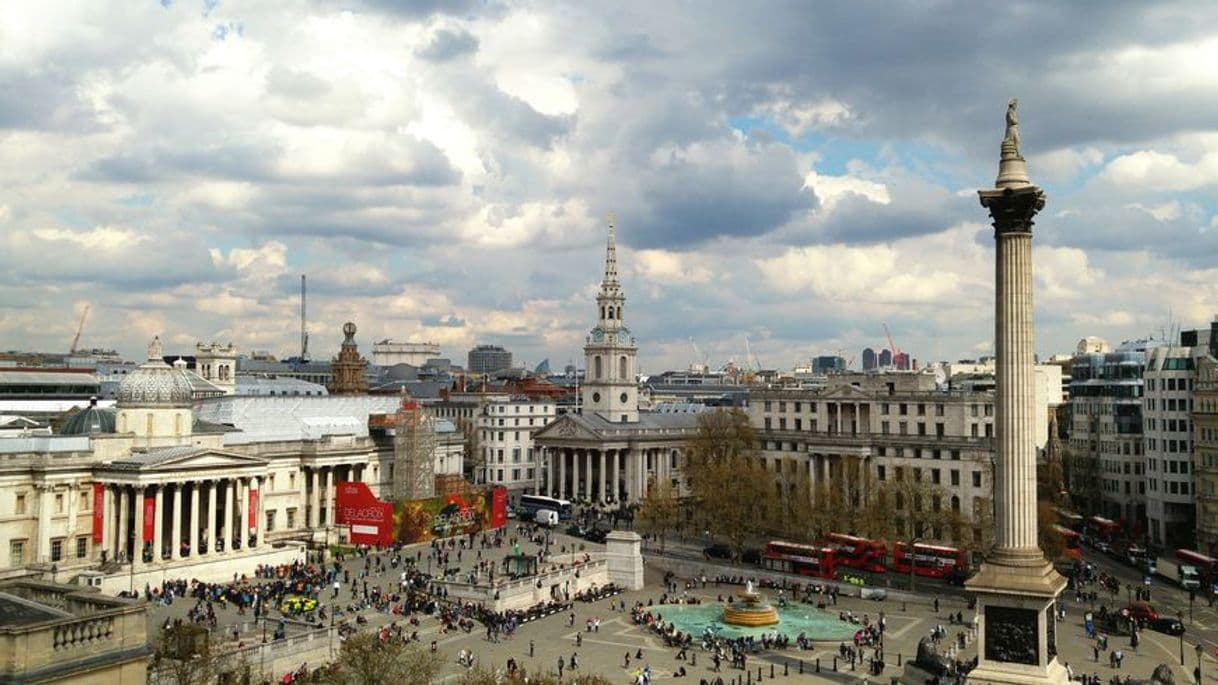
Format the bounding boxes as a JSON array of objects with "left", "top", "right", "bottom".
[{"left": 535, "top": 508, "right": 559, "bottom": 527}]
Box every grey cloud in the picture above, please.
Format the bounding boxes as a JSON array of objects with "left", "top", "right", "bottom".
[
  {"left": 265, "top": 67, "right": 331, "bottom": 100},
  {"left": 416, "top": 28, "right": 479, "bottom": 61}
]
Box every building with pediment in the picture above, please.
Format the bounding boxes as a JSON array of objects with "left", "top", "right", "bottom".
[
  {"left": 0, "top": 337, "right": 460, "bottom": 592},
  {"left": 533, "top": 221, "right": 704, "bottom": 505}
]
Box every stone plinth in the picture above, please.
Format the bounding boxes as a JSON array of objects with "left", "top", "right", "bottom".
[{"left": 605, "top": 530, "right": 644, "bottom": 590}]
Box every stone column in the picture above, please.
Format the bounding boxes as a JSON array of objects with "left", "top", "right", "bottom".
[
  {"left": 226, "top": 479, "right": 237, "bottom": 552},
  {"left": 190, "top": 482, "right": 200, "bottom": 557},
  {"left": 965, "top": 102, "right": 1066, "bottom": 685},
  {"left": 297, "top": 469, "right": 307, "bottom": 530},
  {"left": 35, "top": 485, "right": 52, "bottom": 563},
  {"left": 132, "top": 485, "right": 145, "bottom": 567},
  {"left": 584, "top": 449, "right": 592, "bottom": 501},
  {"left": 153, "top": 485, "right": 164, "bottom": 563},
  {"left": 102, "top": 485, "right": 115, "bottom": 560},
  {"left": 544, "top": 449, "right": 552, "bottom": 497},
  {"left": 205, "top": 481, "right": 218, "bottom": 555},
  {"left": 324, "top": 468, "right": 334, "bottom": 526},
  {"left": 307, "top": 468, "right": 319, "bottom": 529},
  {"left": 116, "top": 486, "right": 129, "bottom": 562},
  {"left": 558, "top": 450, "right": 567, "bottom": 498},
  {"left": 171, "top": 484, "right": 183, "bottom": 560},
  {"left": 571, "top": 449, "right": 580, "bottom": 500},
  {"left": 612, "top": 449, "right": 621, "bottom": 503}
]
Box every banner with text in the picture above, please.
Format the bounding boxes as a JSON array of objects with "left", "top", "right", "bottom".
[
  {"left": 335, "top": 482, "right": 507, "bottom": 546},
  {"left": 92, "top": 483, "right": 104, "bottom": 544},
  {"left": 142, "top": 495, "right": 155, "bottom": 543}
]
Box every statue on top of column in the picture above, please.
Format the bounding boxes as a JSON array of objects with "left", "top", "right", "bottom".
[{"left": 1004, "top": 98, "right": 1020, "bottom": 156}]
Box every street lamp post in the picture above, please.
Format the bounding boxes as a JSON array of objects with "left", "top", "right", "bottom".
[
  {"left": 1180, "top": 612, "right": 1186, "bottom": 665},
  {"left": 1197, "top": 643, "right": 1204, "bottom": 685}
]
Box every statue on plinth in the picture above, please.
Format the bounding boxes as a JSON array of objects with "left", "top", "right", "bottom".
[{"left": 1004, "top": 98, "right": 1021, "bottom": 157}]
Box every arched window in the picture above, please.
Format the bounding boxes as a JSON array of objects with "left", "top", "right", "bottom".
[
  {"left": 600, "top": 306, "right": 606, "bottom": 320},
  {"left": 951, "top": 495, "right": 961, "bottom": 512},
  {"left": 619, "top": 355, "right": 627, "bottom": 379},
  {"left": 594, "top": 356, "right": 603, "bottom": 379},
  {"left": 608, "top": 307, "right": 614, "bottom": 320}
]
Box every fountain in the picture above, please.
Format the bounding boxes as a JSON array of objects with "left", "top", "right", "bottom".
[{"left": 722, "top": 581, "right": 779, "bottom": 627}]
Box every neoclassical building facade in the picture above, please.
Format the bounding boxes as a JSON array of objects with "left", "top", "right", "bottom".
[
  {"left": 1, "top": 338, "right": 455, "bottom": 591},
  {"left": 533, "top": 221, "right": 702, "bottom": 505}
]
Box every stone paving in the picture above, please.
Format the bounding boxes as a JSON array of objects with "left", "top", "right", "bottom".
[{"left": 139, "top": 527, "right": 1218, "bottom": 683}]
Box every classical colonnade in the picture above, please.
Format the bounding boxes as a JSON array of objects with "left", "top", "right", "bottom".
[
  {"left": 539, "top": 446, "right": 679, "bottom": 503},
  {"left": 98, "top": 477, "right": 264, "bottom": 566},
  {"left": 97, "top": 463, "right": 371, "bottom": 567}
]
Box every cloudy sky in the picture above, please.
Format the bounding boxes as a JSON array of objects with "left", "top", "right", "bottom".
[{"left": 4, "top": 1, "right": 1218, "bottom": 372}]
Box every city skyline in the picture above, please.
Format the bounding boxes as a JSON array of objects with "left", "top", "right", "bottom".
[{"left": 3, "top": 2, "right": 1218, "bottom": 371}]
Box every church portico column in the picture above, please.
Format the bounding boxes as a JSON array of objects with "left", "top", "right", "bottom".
[
  {"left": 612, "top": 450, "right": 621, "bottom": 503},
  {"left": 584, "top": 450, "right": 592, "bottom": 501},
  {"left": 101, "top": 485, "right": 114, "bottom": 560},
  {"left": 571, "top": 450, "right": 580, "bottom": 500},
  {"left": 171, "top": 484, "right": 183, "bottom": 560},
  {"left": 251, "top": 477, "right": 263, "bottom": 548}
]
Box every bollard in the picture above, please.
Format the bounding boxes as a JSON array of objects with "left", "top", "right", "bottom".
[
  {"left": 898, "top": 653, "right": 902, "bottom": 666},
  {"left": 771, "top": 664, "right": 775, "bottom": 678},
  {"left": 747, "top": 672, "right": 752, "bottom": 685},
  {"left": 816, "top": 658, "right": 820, "bottom": 673},
  {"left": 785, "top": 662, "right": 790, "bottom": 676},
  {"left": 834, "top": 656, "right": 838, "bottom": 671},
  {"left": 759, "top": 666, "right": 763, "bottom": 680}
]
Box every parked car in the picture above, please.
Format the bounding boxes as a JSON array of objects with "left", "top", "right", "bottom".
[
  {"left": 1122, "top": 601, "right": 1160, "bottom": 622},
  {"left": 704, "top": 543, "right": 732, "bottom": 560},
  {"left": 1148, "top": 617, "right": 1185, "bottom": 636}
]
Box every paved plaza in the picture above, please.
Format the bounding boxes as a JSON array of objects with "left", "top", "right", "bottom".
[{"left": 139, "top": 527, "right": 1218, "bottom": 684}]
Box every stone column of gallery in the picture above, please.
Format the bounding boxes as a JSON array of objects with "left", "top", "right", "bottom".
[{"left": 962, "top": 100, "right": 1068, "bottom": 685}]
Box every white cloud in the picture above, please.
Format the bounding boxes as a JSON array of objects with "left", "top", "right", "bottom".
[{"left": 802, "top": 169, "right": 890, "bottom": 211}]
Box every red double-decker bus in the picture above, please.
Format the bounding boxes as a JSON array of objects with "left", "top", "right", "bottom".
[
  {"left": 823, "top": 532, "right": 888, "bottom": 573},
  {"left": 1086, "top": 516, "right": 1122, "bottom": 542},
  {"left": 762, "top": 541, "right": 838, "bottom": 579},
  {"left": 1053, "top": 525, "right": 1082, "bottom": 560},
  {"left": 890, "top": 542, "right": 967, "bottom": 579},
  {"left": 1177, "top": 549, "right": 1218, "bottom": 585}
]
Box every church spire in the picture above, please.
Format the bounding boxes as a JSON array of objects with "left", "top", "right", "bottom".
[{"left": 602, "top": 214, "right": 618, "bottom": 288}]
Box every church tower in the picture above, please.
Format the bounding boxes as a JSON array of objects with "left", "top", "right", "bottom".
[{"left": 582, "top": 218, "right": 639, "bottom": 422}]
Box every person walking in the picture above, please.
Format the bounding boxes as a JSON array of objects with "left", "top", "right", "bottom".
[{"left": 557, "top": 656, "right": 564, "bottom": 677}]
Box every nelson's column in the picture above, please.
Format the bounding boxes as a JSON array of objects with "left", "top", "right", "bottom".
[{"left": 965, "top": 100, "right": 1068, "bottom": 685}]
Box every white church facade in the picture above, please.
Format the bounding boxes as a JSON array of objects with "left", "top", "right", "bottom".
[{"left": 533, "top": 220, "right": 704, "bottom": 505}]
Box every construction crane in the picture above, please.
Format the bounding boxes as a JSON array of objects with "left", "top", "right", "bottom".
[
  {"left": 69, "top": 305, "right": 90, "bottom": 355},
  {"left": 688, "top": 337, "right": 709, "bottom": 373},
  {"left": 883, "top": 322, "right": 901, "bottom": 357}
]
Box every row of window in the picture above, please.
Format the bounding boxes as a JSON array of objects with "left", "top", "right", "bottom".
[
  {"left": 761, "top": 399, "right": 993, "bottom": 418},
  {"left": 481, "top": 447, "right": 536, "bottom": 464},
  {"left": 1147, "top": 376, "right": 1193, "bottom": 392},
  {"left": 9, "top": 536, "right": 89, "bottom": 565},
  {"left": 484, "top": 417, "right": 547, "bottom": 427},
  {"left": 488, "top": 468, "right": 535, "bottom": 483},
  {"left": 1146, "top": 398, "right": 1194, "bottom": 412},
  {"left": 10, "top": 491, "right": 92, "bottom": 516},
  {"left": 488, "top": 404, "right": 553, "bottom": 414},
  {"left": 1146, "top": 479, "right": 1193, "bottom": 495},
  {"left": 1146, "top": 418, "right": 1191, "bottom": 433},
  {"left": 1146, "top": 438, "right": 1191, "bottom": 453},
  {"left": 875, "top": 465, "right": 984, "bottom": 488}
]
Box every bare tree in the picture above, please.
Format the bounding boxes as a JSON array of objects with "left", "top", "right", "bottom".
[
  {"left": 319, "top": 632, "right": 446, "bottom": 685},
  {"left": 682, "top": 409, "right": 771, "bottom": 559},
  {"left": 636, "top": 479, "right": 679, "bottom": 552}
]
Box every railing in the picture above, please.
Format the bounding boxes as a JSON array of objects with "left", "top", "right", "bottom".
[{"left": 51, "top": 616, "right": 115, "bottom": 650}]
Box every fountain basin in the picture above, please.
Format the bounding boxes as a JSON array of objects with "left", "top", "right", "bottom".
[{"left": 657, "top": 602, "right": 857, "bottom": 641}]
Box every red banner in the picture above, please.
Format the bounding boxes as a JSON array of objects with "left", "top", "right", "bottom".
[
  {"left": 336, "top": 481, "right": 393, "bottom": 546},
  {"left": 336, "top": 483, "right": 509, "bottom": 547},
  {"left": 142, "top": 495, "right": 155, "bottom": 543},
  {"left": 248, "top": 487, "right": 258, "bottom": 532},
  {"left": 92, "top": 483, "right": 104, "bottom": 544}
]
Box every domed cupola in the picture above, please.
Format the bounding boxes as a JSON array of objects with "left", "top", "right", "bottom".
[
  {"left": 117, "top": 336, "right": 194, "bottom": 408},
  {"left": 60, "top": 397, "right": 117, "bottom": 435}
]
